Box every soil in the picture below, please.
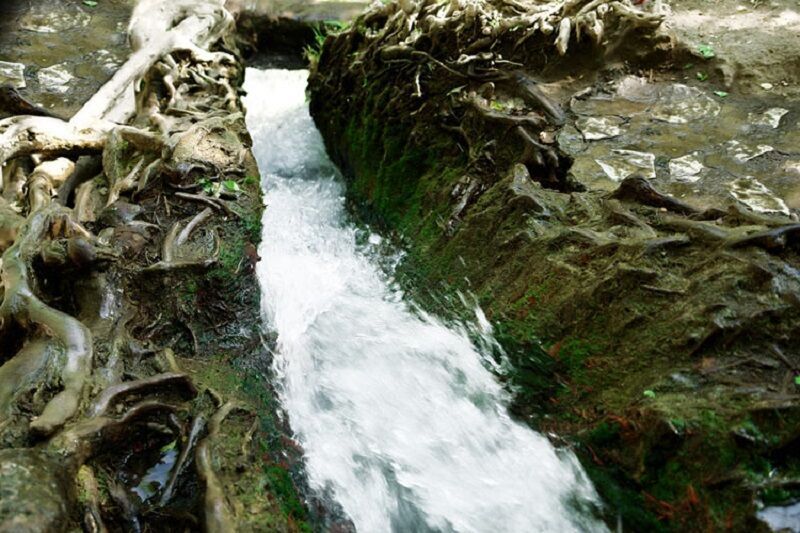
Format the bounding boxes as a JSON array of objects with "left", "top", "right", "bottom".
[{"left": 664, "top": 0, "right": 800, "bottom": 97}]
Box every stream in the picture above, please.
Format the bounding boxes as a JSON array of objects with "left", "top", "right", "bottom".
[{"left": 244, "top": 68, "right": 606, "bottom": 533}]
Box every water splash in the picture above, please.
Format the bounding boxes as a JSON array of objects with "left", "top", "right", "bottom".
[{"left": 244, "top": 68, "right": 605, "bottom": 533}]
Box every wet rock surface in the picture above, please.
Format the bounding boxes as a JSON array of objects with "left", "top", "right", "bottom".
[
  {"left": 0, "top": 449, "right": 73, "bottom": 532},
  {"left": 0, "top": 0, "right": 131, "bottom": 118},
  {"left": 566, "top": 75, "right": 800, "bottom": 215}
]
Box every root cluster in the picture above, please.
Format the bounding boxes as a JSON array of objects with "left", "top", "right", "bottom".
[{"left": 0, "top": 0, "right": 256, "bottom": 529}]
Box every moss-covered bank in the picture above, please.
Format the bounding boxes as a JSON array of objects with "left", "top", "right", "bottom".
[{"left": 308, "top": 1, "right": 800, "bottom": 530}]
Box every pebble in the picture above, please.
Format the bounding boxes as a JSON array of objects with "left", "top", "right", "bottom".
[
  {"left": 0, "top": 61, "right": 26, "bottom": 88},
  {"left": 37, "top": 64, "right": 73, "bottom": 93}
]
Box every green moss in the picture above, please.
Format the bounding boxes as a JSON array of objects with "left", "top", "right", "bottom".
[{"left": 582, "top": 462, "right": 668, "bottom": 533}]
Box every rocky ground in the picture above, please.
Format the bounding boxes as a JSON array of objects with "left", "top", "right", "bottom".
[{"left": 307, "top": 0, "right": 800, "bottom": 531}]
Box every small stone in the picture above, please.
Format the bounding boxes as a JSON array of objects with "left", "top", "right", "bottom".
[
  {"left": 575, "top": 116, "right": 624, "bottom": 141},
  {"left": 596, "top": 149, "right": 656, "bottom": 182},
  {"left": 760, "top": 82, "right": 774, "bottom": 90},
  {"left": 37, "top": 64, "right": 73, "bottom": 94},
  {"left": 0, "top": 61, "right": 26, "bottom": 88},
  {"left": 725, "top": 140, "right": 773, "bottom": 162},
  {"left": 730, "top": 176, "right": 789, "bottom": 215},
  {"left": 748, "top": 107, "right": 789, "bottom": 129},
  {"left": 539, "top": 130, "right": 557, "bottom": 144},
  {"left": 669, "top": 153, "right": 705, "bottom": 183}
]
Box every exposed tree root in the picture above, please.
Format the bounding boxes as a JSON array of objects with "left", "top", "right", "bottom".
[
  {"left": 0, "top": 206, "right": 93, "bottom": 436},
  {"left": 88, "top": 371, "right": 196, "bottom": 417},
  {"left": 0, "top": 0, "right": 263, "bottom": 529},
  {"left": 196, "top": 401, "right": 236, "bottom": 533}
]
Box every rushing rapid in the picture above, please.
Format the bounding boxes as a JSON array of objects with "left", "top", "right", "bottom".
[{"left": 244, "top": 68, "right": 605, "bottom": 533}]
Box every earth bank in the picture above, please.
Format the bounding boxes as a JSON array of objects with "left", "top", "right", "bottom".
[{"left": 307, "top": 0, "right": 800, "bottom": 530}]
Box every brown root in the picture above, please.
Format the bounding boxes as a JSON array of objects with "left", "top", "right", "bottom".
[
  {"left": 28, "top": 158, "right": 76, "bottom": 213},
  {"left": 160, "top": 414, "right": 206, "bottom": 505},
  {"left": 148, "top": 207, "right": 219, "bottom": 270},
  {"left": 1, "top": 206, "right": 94, "bottom": 436},
  {"left": 611, "top": 175, "right": 700, "bottom": 216},
  {"left": 88, "top": 372, "right": 197, "bottom": 417},
  {"left": 196, "top": 401, "right": 237, "bottom": 533}
]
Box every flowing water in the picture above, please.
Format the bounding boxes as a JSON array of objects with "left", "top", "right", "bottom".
[{"left": 244, "top": 68, "right": 605, "bottom": 533}]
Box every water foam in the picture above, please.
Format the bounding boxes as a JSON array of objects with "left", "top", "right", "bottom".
[{"left": 244, "top": 68, "right": 605, "bottom": 533}]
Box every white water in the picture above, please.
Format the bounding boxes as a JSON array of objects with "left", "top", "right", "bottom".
[{"left": 244, "top": 68, "right": 605, "bottom": 533}]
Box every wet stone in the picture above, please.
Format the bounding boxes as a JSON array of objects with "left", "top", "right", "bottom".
[
  {"left": 730, "top": 176, "right": 790, "bottom": 215},
  {"left": 614, "top": 76, "right": 721, "bottom": 123},
  {"left": 37, "top": 64, "right": 74, "bottom": 94},
  {"left": 19, "top": 6, "right": 91, "bottom": 33},
  {"left": 575, "top": 116, "right": 625, "bottom": 140},
  {"left": 0, "top": 62, "right": 25, "bottom": 89},
  {"left": 650, "top": 85, "right": 721, "bottom": 124},
  {"left": 556, "top": 124, "right": 586, "bottom": 154},
  {"left": 669, "top": 153, "right": 705, "bottom": 183},
  {"left": 0, "top": 450, "right": 72, "bottom": 532},
  {"left": 748, "top": 107, "right": 789, "bottom": 129},
  {"left": 507, "top": 164, "right": 549, "bottom": 215},
  {"left": 596, "top": 149, "right": 656, "bottom": 182},
  {"left": 725, "top": 140, "right": 774, "bottom": 162}
]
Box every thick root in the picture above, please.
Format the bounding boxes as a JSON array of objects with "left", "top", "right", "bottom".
[
  {"left": 88, "top": 372, "right": 196, "bottom": 417},
  {"left": 196, "top": 401, "right": 236, "bottom": 533},
  {"left": 0, "top": 207, "right": 93, "bottom": 436}
]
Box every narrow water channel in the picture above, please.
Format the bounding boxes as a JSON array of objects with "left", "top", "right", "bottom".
[{"left": 244, "top": 68, "right": 606, "bottom": 533}]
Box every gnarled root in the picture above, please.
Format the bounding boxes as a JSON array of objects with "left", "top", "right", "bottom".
[
  {"left": 77, "top": 465, "right": 108, "bottom": 533},
  {"left": 147, "top": 207, "right": 220, "bottom": 271},
  {"left": 611, "top": 175, "right": 700, "bottom": 216},
  {"left": 0, "top": 206, "right": 93, "bottom": 436},
  {"left": 196, "top": 401, "right": 237, "bottom": 533},
  {"left": 28, "top": 158, "right": 75, "bottom": 212},
  {"left": 88, "top": 371, "right": 197, "bottom": 417}
]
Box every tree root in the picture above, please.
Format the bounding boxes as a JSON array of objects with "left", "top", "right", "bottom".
[
  {"left": 196, "top": 401, "right": 236, "bottom": 533},
  {"left": 147, "top": 207, "right": 219, "bottom": 270},
  {"left": 77, "top": 465, "right": 108, "bottom": 533},
  {"left": 0, "top": 0, "right": 256, "bottom": 529},
  {"left": 51, "top": 399, "right": 180, "bottom": 462},
  {"left": 1, "top": 207, "right": 93, "bottom": 436},
  {"left": 174, "top": 192, "right": 234, "bottom": 216},
  {"left": 57, "top": 155, "right": 103, "bottom": 207},
  {"left": 28, "top": 158, "right": 75, "bottom": 212},
  {"left": 726, "top": 223, "right": 800, "bottom": 252},
  {"left": 160, "top": 414, "right": 206, "bottom": 505},
  {"left": 88, "top": 372, "right": 197, "bottom": 417},
  {"left": 611, "top": 175, "right": 700, "bottom": 216}
]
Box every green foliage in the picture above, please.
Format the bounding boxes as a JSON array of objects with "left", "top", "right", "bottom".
[
  {"left": 698, "top": 44, "right": 716, "bottom": 59},
  {"left": 222, "top": 179, "right": 240, "bottom": 192},
  {"left": 304, "top": 25, "right": 329, "bottom": 67}
]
